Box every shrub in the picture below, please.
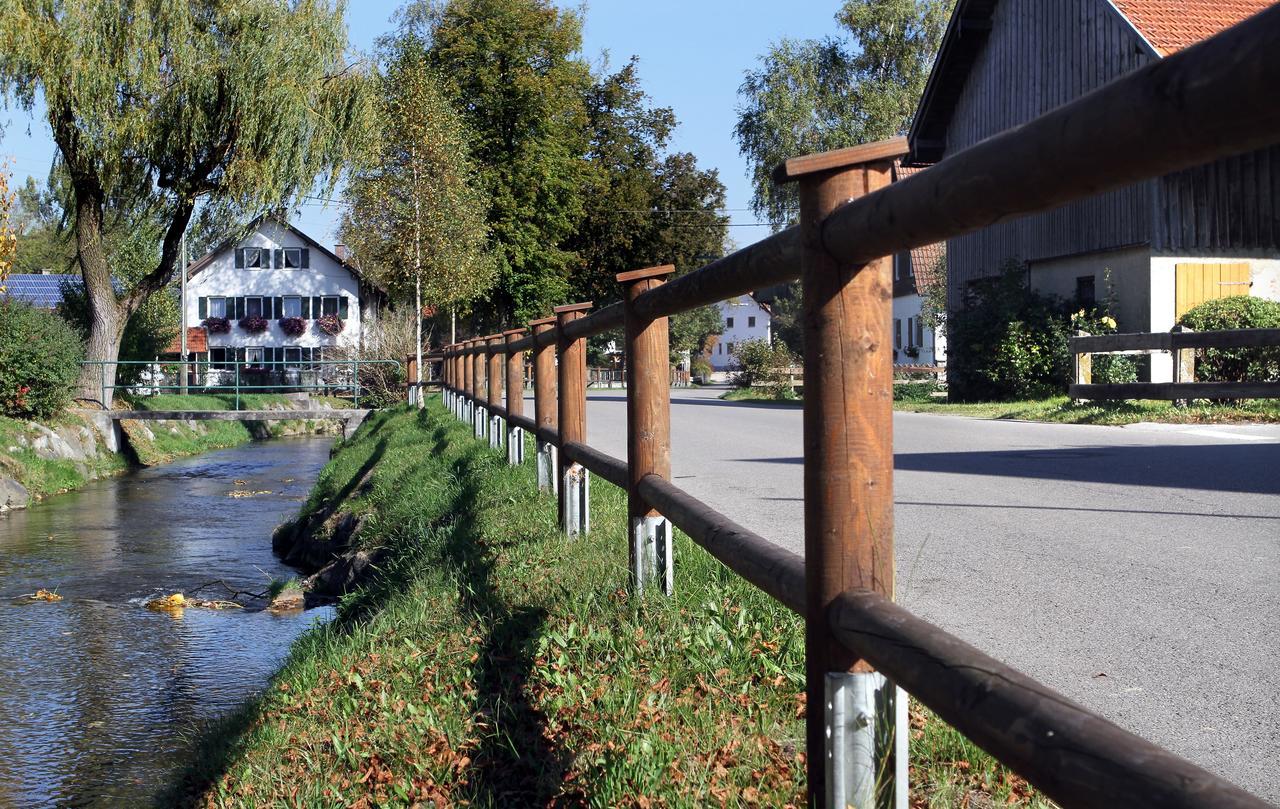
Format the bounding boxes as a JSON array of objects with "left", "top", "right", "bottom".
[
  {"left": 239, "top": 315, "right": 269, "bottom": 334},
  {"left": 731, "top": 338, "right": 796, "bottom": 398},
  {"left": 948, "top": 260, "right": 1072, "bottom": 401},
  {"left": 690, "top": 355, "right": 713, "bottom": 381},
  {"left": 1177, "top": 296, "right": 1280, "bottom": 383},
  {"left": 1070, "top": 308, "right": 1138, "bottom": 385},
  {"left": 893, "top": 380, "right": 942, "bottom": 402},
  {"left": 278, "top": 317, "right": 307, "bottom": 337},
  {"left": 317, "top": 313, "right": 345, "bottom": 335},
  {"left": 0, "top": 299, "right": 84, "bottom": 418}
]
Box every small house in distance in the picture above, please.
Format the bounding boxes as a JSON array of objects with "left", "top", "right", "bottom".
[
  {"left": 909, "top": 0, "right": 1279, "bottom": 381},
  {"left": 892, "top": 164, "right": 946, "bottom": 367},
  {"left": 184, "top": 216, "right": 382, "bottom": 375},
  {"left": 710, "top": 294, "right": 772, "bottom": 373}
]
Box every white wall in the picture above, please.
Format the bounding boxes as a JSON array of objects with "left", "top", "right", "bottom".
[
  {"left": 186, "top": 221, "right": 362, "bottom": 352},
  {"left": 1028, "top": 246, "right": 1152, "bottom": 333},
  {"left": 892, "top": 293, "right": 946, "bottom": 366},
  {"left": 710, "top": 296, "right": 772, "bottom": 370}
]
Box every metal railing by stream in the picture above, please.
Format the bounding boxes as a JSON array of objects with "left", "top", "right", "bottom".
[
  {"left": 83, "top": 359, "right": 401, "bottom": 410},
  {"left": 433, "top": 10, "right": 1279, "bottom": 808}
]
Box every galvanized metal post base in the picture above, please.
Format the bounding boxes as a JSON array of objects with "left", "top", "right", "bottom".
[
  {"left": 507, "top": 427, "right": 525, "bottom": 465},
  {"left": 630, "top": 514, "right": 673, "bottom": 596},
  {"left": 562, "top": 463, "right": 590, "bottom": 537},
  {"left": 825, "top": 672, "right": 906, "bottom": 809},
  {"left": 489, "top": 416, "right": 503, "bottom": 449},
  {"left": 475, "top": 406, "right": 486, "bottom": 439},
  {"left": 536, "top": 440, "right": 558, "bottom": 494}
]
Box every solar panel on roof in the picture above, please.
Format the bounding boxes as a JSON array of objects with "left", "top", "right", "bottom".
[{"left": 1, "top": 274, "right": 82, "bottom": 309}]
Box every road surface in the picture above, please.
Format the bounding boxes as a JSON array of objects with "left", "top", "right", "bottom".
[{"left": 535, "top": 386, "right": 1280, "bottom": 799}]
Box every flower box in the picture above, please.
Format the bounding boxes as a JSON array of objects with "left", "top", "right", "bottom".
[
  {"left": 278, "top": 316, "right": 307, "bottom": 337},
  {"left": 316, "top": 313, "right": 345, "bottom": 335},
  {"left": 203, "top": 316, "right": 231, "bottom": 334},
  {"left": 239, "top": 315, "right": 269, "bottom": 334}
]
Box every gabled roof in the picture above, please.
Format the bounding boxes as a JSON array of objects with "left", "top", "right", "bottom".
[
  {"left": 908, "top": 0, "right": 1273, "bottom": 163},
  {"left": 185, "top": 213, "right": 365, "bottom": 282},
  {"left": 1109, "top": 0, "right": 1273, "bottom": 56}
]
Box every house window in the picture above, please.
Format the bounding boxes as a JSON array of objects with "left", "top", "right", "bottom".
[
  {"left": 244, "top": 247, "right": 266, "bottom": 268},
  {"left": 894, "top": 318, "right": 902, "bottom": 350},
  {"left": 1076, "top": 275, "right": 1096, "bottom": 307},
  {"left": 245, "top": 346, "right": 264, "bottom": 367},
  {"left": 908, "top": 257, "right": 915, "bottom": 277},
  {"left": 907, "top": 317, "right": 915, "bottom": 347},
  {"left": 283, "top": 296, "right": 302, "bottom": 318},
  {"left": 726, "top": 316, "right": 734, "bottom": 329},
  {"left": 322, "top": 296, "right": 340, "bottom": 317},
  {"left": 245, "top": 296, "right": 264, "bottom": 318},
  {"left": 283, "top": 248, "right": 302, "bottom": 268},
  {"left": 209, "top": 347, "right": 228, "bottom": 369},
  {"left": 208, "top": 296, "right": 227, "bottom": 318},
  {"left": 727, "top": 342, "right": 734, "bottom": 354},
  {"left": 748, "top": 316, "right": 756, "bottom": 328},
  {"left": 284, "top": 346, "right": 302, "bottom": 366}
]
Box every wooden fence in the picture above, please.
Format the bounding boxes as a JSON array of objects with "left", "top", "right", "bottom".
[
  {"left": 1071, "top": 327, "right": 1280, "bottom": 400},
  {"left": 437, "top": 9, "right": 1279, "bottom": 808}
]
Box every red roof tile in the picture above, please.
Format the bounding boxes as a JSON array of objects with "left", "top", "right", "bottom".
[
  {"left": 893, "top": 164, "right": 947, "bottom": 291},
  {"left": 164, "top": 327, "right": 208, "bottom": 355},
  {"left": 1110, "top": 0, "right": 1273, "bottom": 56}
]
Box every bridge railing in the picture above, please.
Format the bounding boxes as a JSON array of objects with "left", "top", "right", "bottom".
[
  {"left": 437, "top": 9, "right": 1279, "bottom": 808},
  {"left": 83, "top": 359, "right": 401, "bottom": 410}
]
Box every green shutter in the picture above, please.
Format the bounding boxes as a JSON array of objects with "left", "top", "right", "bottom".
[
  {"left": 312, "top": 296, "right": 322, "bottom": 318},
  {"left": 274, "top": 297, "right": 283, "bottom": 319},
  {"left": 339, "top": 296, "right": 349, "bottom": 319},
  {"left": 236, "top": 297, "right": 245, "bottom": 319},
  {"left": 301, "top": 248, "right": 310, "bottom": 268},
  {"left": 234, "top": 248, "right": 244, "bottom": 268},
  {"left": 302, "top": 296, "right": 311, "bottom": 318},
  {"left": 274, "top": 249, "right": 283, "bottom": 268},
  {"left": 198, "top": 297, "right": 207, "bottom": 319}
]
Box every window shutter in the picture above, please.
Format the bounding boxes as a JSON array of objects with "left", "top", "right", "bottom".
[
  {"left": 312, "top": 296, "right": 322, "bottom": 318},
  {"left": 234, "top": 248, "right": 244, "bottom": 269},
  {"left": 301, "top": 248, "right": 310, "bottom": 268},
  {"left": 236, "top": 297, "right": 245, "bottom": 319},
  {"left": 339, "top": 296, "right": 349, "bottom": 319},
  {"left": 274, "top": 297, "right": 283, "bottom": 319},
  {"left": 198, "top": 297, "right": 207, "bottom": 319},
  {"left": 302, "top": 296, "right": 311, "bottom": 318},
  {"left": 274, "top": 249, "right": 283, "bottom": 269}
]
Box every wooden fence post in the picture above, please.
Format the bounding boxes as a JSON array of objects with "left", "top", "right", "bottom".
[
  {"left": 475, "top": 339, "right": 489, "bottom": 439},
  {"left": 1171, "top": 325, "right": 1195, "bottom": 407},
  {"left": 505, "top": 329, "right": 527, "bottom": 465},
  {"left": 777, "top": 139, "right": 907, "bottom": 809},
  {"left": 620, "top": 265, "right": 675, "bottom": 595},
  {"left": 530, "top": 317, "right": 559, "bottom": 493},
  {"left": 555, "top": 302, "right": 592, "bottom": 536},
  {"left": 463, "top": 340, "right": 475, "bottom": 426},
  {"left": 487, "top": 335, "right": 504, "bottom": 450}
]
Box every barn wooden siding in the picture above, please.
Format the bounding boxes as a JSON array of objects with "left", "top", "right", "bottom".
[
  {"left": 1156, "top": 145, "right": 1280, "bottom": 254},
  {"left": 943, "top": 0, "right": 1156, "bottom": 305}
]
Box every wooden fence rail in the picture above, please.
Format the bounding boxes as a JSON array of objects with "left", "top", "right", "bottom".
[
  {"left": 1070, "top": 327, "right": 1280, "bottom": 400},
  {"left": 435, "top": 7, "right": 1280, "bottom": 807}
]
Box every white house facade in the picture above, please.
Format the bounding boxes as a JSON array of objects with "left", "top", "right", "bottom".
[
  {"left": 184, "top": 218, "right": 380, "bottom": 373},
  {"left": 710, "top": 295, "right": 772, "bottom": 372}
]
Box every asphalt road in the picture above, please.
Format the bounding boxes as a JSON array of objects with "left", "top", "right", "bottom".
[{"left": 546, "top": 386, "right": 1280, "bottom": 800}]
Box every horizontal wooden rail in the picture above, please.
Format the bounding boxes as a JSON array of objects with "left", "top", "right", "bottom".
[
  {"left": 637, "top": 474, "right": 805, "bottom": 614},
  {"left": 829, "top": 589, "right": 1270, "bottom": 809},
  {"left": 1072, "top": 327, "right": 1280, "bottom": 353},
  {"left": 1070, "top": 381, "right": 1280, "bottom": 400},
  {"left": 562, "top": 441, "right": 629, "bottom": 489},
  {"left": 562, "top": 301, "right": 625, "bottom": 341}
]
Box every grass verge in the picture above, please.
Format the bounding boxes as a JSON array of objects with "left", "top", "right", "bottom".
[
  {"left": 170, "top": 398, "right": 1051, "bottom": 808},
  {"left": 0, "top": 413, "right": 130, "bottom": 499}
]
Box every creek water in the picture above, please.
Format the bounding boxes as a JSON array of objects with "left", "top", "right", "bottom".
[{"left": 0, "top": 436, "right": 336, "bottom": 808}]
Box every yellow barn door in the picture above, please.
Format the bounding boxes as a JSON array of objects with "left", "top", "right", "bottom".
[{"left": 1175, "top": 263, "right": 1252, "bottom": 318}]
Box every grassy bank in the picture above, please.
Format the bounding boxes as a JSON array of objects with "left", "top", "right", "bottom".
[
  {"left": 0, "top": 413, "right": 129, "bottom": 500},
  {"left": 721, "top": 388, "right": 1280, "bottom": 425},
  {"left": 172, "top": 399, "right": 1049, "bottom": 807}
]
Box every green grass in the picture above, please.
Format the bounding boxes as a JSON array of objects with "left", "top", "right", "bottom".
[
  {"left": 719, "top": 387, "right": 802, "bottom": 405},
  {"left": 0, "top": 413, "right": 130, "bottom": 499},
  {"left": 169, "top": 399, "right": 1053, "bottom": 808}
]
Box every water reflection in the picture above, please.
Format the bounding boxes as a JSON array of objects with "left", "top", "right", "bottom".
[{"left": 0, "top": 437, "right": 335, "bottom": 807}]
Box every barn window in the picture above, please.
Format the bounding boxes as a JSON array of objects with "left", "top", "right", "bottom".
[
  {"left": 283, "top": 296, "right": 302, "bottom": 318},
  {"left": 1076, "top": 276, "right": 1096, "bottom": 307},
  {"left": 748, "top": 316, "right": 756, "bottom": 328}
]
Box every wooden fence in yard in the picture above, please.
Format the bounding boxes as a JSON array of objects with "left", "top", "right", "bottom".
[
  {"left": 436, "top": 9, "right": 1279, "bottom": 808},
  {"left": 1071, "top": 327, "right": 1280, "bottom": 400}
]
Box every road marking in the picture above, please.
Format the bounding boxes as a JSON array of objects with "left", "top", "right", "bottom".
[{"left": 1127, "top": 422, "right": 1278, "bottom": 442}]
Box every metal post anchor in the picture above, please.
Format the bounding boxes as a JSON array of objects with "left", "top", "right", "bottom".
[
  {"left": 507, "top": 426, "right": 524, "bottom": 465},
  {"left": 825, "top": 672, "right": 906, "bottom": 809},
  {"left": 562, "top": 463, "right": 589, "bottom": 537},
  {"left": 631, "top": 514, "right": 673, "bottom": 595},
  {"left": 490, "top": 415, "right": 503, "bottom": 449},
  {"left": 537, "top": 440, "right": 558, "bottom": 494}
]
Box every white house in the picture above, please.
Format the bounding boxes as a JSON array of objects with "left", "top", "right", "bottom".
[
  {"left": 183, "top": 217, "right": 382, "bottom": 376},
  {"left": 891, "top": 200, "right": 947, "bottom": 368},
  {"left": 710, "top": 294, "right": 772, "bottom": 372}
]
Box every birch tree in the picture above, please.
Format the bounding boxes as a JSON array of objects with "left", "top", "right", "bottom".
[
  {"left": 339, "top": 35, "right": 495, "bottom": 386},
  {"left": 0, "top": 0, "right": 373, "bottom": 401}
]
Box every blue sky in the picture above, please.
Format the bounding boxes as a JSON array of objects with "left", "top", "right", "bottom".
[{"left": 0, "top": 1, "right": 845, "bottom": 253}]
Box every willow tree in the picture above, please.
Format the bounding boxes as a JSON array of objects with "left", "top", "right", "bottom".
[
  {"left": 339, "top": 36, "right": 495, "bottom": 387},
  {"left": 0, "top": 1, "right": 372, "bottom": 401}
]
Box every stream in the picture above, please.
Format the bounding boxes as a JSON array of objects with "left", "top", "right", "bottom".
[{"left": 0, "top": 436, "right": 336, "bottom": 807}]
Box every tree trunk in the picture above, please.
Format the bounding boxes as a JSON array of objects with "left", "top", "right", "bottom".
[{"left": 73, "top": 192, "right": 127, "bottom": 405}]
